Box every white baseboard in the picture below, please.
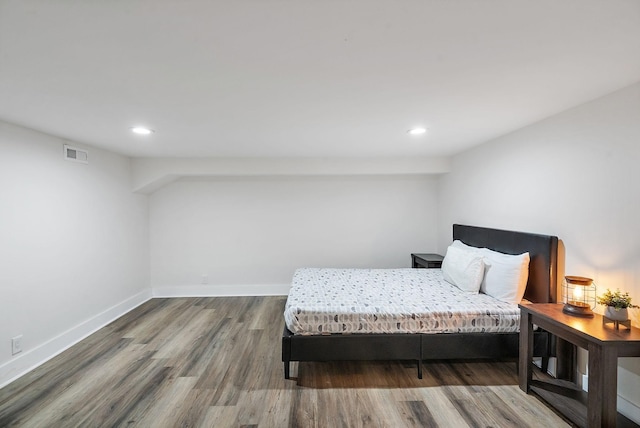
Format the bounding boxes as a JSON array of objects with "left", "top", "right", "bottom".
[
  {"left": 580, "top": 375, "right": 640, "bottom": 424},
  {"left": 0, "top": 285, "right": 287, "bottom": 388},
  {"left": 0, "top": 289, "right": 152, "bottom": 389},
  {"left": 619, "top": 394, "right": 640, "bottom": 424},
  {"left": 152, "top": 283, "right": 291, "bottom": 297}
]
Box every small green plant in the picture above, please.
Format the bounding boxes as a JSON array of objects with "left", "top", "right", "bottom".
[{"left": 597, "top": 288, "right": 639, "bottom": 310}]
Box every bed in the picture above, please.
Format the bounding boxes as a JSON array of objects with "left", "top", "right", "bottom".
[{"left": 282, "top": 224, "right": 559, "bottom": 379}]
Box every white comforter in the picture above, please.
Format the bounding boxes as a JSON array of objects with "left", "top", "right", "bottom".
[{"left": 284, "top": 268, "right": 520, "bottom": 335}]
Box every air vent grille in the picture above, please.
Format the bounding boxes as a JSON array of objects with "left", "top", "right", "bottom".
[{"left": 64, "top": 144, "right": 88, "bottom": 164}]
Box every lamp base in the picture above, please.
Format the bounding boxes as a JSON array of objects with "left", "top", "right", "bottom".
[{"left": 562, "top": 303, "right": 594, "bottom": 317}]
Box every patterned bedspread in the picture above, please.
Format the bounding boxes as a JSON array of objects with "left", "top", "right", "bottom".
[{"left": 284, "top": 268, "right": 520, "bottom": 335}]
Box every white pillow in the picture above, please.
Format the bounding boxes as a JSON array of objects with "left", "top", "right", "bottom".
[
  {"left": 451, "top": 239, "right": 480, "bottom": 253},
  {"left": 450, "top": 240, "right": 530, "bottom": 304},
  {"left": 478, "top": 248, "right": 530, "bottom": 304},
  {"left": 441, "top": 245, "right": 485, "bottom": 293}
]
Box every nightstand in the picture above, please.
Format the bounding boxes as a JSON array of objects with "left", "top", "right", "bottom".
[
  {"left": 519, "top": 303, "right": 640, "bottom": 428},
  {"left": 411, "top": 253, "right": 443, "bottom": 269}
]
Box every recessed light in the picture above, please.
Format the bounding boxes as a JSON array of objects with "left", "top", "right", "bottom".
[
  {"left": 131, "top": 126, "right": 154, "bottom": 135},
  {"left": 407, "top": 127, "right": 427, "bottom": 136}
]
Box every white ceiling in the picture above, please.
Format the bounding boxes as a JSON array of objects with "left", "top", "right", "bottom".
[{"left": 1, "top": 0, "right": 639, "bottom": 158}]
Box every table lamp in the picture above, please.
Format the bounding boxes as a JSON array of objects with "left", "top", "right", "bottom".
[{"left": 562, "top": 275, "right": 596, "bottom": 317}]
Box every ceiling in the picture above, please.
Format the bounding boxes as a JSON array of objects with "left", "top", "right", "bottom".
[{"left": 1, "top": 1, "right": 639, "bottom": 159}]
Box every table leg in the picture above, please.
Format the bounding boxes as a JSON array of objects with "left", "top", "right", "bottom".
[
  {"left": 519, "top": 311, "right": 533, "bottom": 392},
  {"left": 587, "top": 343, "right": 617, "bottom": 428},
  {"left": 555, "top": 337, "right": 576, "bottom": 381}
]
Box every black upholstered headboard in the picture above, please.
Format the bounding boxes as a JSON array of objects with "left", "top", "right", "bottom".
[{"left": 452, "top": 224, "right": 559, "bottom": 303}]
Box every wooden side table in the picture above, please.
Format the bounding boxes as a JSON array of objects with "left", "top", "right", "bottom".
[
  {"left": 411, "top": 253, "right": 443, "bottom": 269},
  {"left": 519, "top": 303, "right": 640, "bottom": 428}
]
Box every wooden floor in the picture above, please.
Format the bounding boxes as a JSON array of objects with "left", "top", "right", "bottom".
[{"left": 0, "top": 297, "right": 570, "bottom": 427}]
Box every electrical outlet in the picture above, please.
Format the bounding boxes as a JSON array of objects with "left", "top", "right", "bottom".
[
  {"left": 201, "top": 274, "right": 209, "bottom": 284},
  {"left": 11, "top": 335, "right": 23, "bottom": 355}
]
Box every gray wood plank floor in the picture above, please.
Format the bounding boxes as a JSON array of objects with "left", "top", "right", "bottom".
[{"left": 0, "top": 297, "right": 569, "bottom": 427}]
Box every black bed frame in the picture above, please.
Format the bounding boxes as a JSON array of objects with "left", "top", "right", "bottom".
[{"left": 282, "top": 224, "right": 559, "bottom": 379}]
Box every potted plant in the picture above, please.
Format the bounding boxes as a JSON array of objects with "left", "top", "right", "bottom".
[{"left": 596, "top": 288, "right": 638, "bottom": 321}]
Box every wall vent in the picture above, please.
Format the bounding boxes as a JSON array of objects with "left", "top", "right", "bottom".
[{"left": 64, "top": 144, "right": 88, "bottom": 164}]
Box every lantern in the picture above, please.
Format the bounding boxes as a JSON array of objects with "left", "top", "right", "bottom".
[{"left": 562, "top": 276, "right": 596, "bottom": 317}]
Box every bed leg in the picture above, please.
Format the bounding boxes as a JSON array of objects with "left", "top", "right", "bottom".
[
  {"left": 282, "top": 331, "right": 291, "bottom": 379},
  {"left": 418, "top": 339, "right": 423, "bottom": 379}
]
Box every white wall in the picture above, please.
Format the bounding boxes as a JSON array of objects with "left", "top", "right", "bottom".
[
  {"left": 150, "top": 175, "right": 438, "bottom": 295},
  {"left": 437, "top": 82, "right": 640, "bottom": 421},
  {"left": 0, "top": 121, "right": 150, "bottom": 386}
]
